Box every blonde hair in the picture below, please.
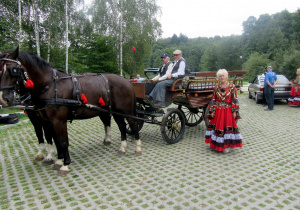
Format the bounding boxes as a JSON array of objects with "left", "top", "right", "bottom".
[
  {"left": 216, "top": 69, "right": 228, "bottom": 79},
  {"left": 297, "top": 68, "right": 300, "bottom": 75}
]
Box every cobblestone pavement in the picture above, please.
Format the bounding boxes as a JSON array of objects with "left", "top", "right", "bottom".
[{"left": 1, "top": 93, "right": 300, "bottom": 210}]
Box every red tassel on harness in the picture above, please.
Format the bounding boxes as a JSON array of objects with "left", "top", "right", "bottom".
[
  {"left": 98, "top": 97, "right": 105, "bottom": 106},
  {"left": 24, "top": 79, "right": 34, "bottom": 88},
  {"left": 80, "top": 93, "right": 88, "bottom": 104}
]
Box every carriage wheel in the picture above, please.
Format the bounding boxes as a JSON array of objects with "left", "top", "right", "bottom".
[
  {"left": 178, "top": 105, "right": 203, "bottom": 127},
  {"left": 203, "top": 106, "right": 209, "bottom": 128},
  {"left": 126, "top": 106, "right": 145, "bottom": 135},
  {"left": 161, "top": 109, "right": 185, "bottom": 144}
]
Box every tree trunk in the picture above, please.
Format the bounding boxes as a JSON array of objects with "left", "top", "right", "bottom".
[
  {"left": 33, "top": 1, "right": 40, "bottom": 56},
  {"left": 18, "top": 0, "right": 22, "bottom": 47},
  {"left": 65, "top": 0, "right": 69, "bottom": 73},
  {"left": 119, "top": 0, "right": 123, "bottom": 76}
]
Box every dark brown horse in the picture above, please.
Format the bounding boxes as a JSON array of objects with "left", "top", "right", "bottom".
[
  {"left": 0, "top": 47, "right": 141, "bottom": 176},
  {"left": 0, "top": 54, "right": 57, "bottom": 165}
]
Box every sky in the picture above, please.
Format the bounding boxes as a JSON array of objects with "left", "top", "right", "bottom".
[{"left": 156, "top": 0, "right": 300, "bottom": 38}]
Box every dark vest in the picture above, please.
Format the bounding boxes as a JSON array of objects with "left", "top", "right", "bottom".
[
  {"left": 159, "top": 61, "right": 172, "bottom": 76},
  {"left": 171, "top": 57, "right": 186, "bottom": 74}
]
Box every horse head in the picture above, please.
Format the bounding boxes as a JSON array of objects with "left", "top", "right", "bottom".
[{"left": 0, "top": 47, "right": 31, "bottom": 106}]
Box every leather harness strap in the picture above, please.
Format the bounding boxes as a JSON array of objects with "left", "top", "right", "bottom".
[{"left": 100, "top": 74, "right": 111, "bottom": 115}]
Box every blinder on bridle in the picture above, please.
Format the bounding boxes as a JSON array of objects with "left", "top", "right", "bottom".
[
  {"left": 0, "top": 57, "right": 23, "bottom": 99},
  {"left": 10, "top": 66, "right": 21, "bottom": 77},
  {"left": 0, "top": 57, "right": 23, "bottom": 78}
]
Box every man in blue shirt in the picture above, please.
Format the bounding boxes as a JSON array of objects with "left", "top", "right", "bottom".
[
  {"left": 264, "top": 66, "right": 278, "bottom": 111},
  {"left": 136, "top": 74, "right": 146, "bottom": 83}
]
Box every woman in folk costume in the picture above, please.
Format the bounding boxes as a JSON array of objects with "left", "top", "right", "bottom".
[
  {"left": 288, "top": 68, "right": 300, "bottom": 106},
  {"left": 205, "top": 69, "right": 243, "bottom": 153}
]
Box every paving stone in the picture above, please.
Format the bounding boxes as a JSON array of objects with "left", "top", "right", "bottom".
[{"left": 0, "top": 93, "right": 300, "bottom": 209}]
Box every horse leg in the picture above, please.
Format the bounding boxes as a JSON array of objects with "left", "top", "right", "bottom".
[
  {"left": 51, "top": 128, "right": 64, "bottom": 170},
  {"left": 42, "top": 123, "right": 56, "bottom": 166},
  {"left": 27, "top": 111, "right": 46, "bottom": 161},
  {"left": 99, "top": 114, "right": 112, "bottom": 145},
  {"left": 126, "top": 116, "right": 142, "bottom": 156},
  {"left": 113, "top": 115, "right": 128, "bottom": 156},
  {"left": 51, "top": 120, "right": 71, "bottom": 176}
]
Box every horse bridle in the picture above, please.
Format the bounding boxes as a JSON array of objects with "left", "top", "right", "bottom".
[
  {"left": 0, "top": 57, "right": 23, "bottom": 89},
  {"left": 0, "top": 57, "right": 31, "bottom": 104}
]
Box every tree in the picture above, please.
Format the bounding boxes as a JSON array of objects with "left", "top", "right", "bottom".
[
  {"left": 74, "top": 35, "right": 118, "bottom": 74},
  {"left": 200, "top": 44, "right": 218, "bottom": 71},
  {"left": 89, "top": 0, "right": 161, "bottom": 77},
  {"left": 243, "top": 52, "right": 272, "bottom": 80},
  {"left": 278, "top": 48, "right": 300, "bottom": 80}
]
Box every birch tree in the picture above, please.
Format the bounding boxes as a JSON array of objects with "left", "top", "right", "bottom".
[{"left": 89, "top": 0, "right": 161, "bottom": 76}]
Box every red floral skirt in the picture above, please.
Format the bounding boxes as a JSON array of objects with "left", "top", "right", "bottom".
[
  {"left": 288, "top": 86, "right": 300, "bottom": 106},
  {"left": 205, "top": 107, "right": 243, "bottom": 151}
]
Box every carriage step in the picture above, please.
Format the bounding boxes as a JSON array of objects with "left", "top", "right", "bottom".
[{"left": 149, "top": 112, "right": 164, "bottom": 117}]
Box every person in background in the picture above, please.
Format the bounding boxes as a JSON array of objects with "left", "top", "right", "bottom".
[
  {"left": 288, "top": 68, "right": 300, "bottom": 106},
  {"left": 259, "top": 67, "right": 268, "bottom": 106},
  {"left": 205, "top": 69, "right": 243, "bottom": 153},
  {"left": 264, "top": 66, "right": 278, "bottom": 111},
  {"left": 136, "top": 74, "right": 146, "bottom": 83},
  {"left": 145, "top": 53, "right": 173, "bottom": 95},
  {"left": 146, "top": 49, "right": 186, "bottom": 108}
]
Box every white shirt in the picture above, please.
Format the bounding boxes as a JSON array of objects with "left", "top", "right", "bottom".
[
  {"left": 153, "top": 62, "right": 173, "bottom": 81},
  {"left": 170, "top": 59, "right": 186, "bottom": 78},
  {"left": 259, "top": 73, "right": 265, "bottom": 85}
]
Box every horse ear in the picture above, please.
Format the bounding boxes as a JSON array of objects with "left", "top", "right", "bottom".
[{"left": 11, "top": 46, "right": 20, "bottom": 59}]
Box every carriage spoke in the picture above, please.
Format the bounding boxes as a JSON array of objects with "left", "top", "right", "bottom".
[{"left": 165, "top": 113, "right": 182, "bottom": 139}]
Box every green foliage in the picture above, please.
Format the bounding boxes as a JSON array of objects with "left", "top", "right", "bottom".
[
  {"left": 243, "top": 52, "right": 272, "bottom": 81},
  {"left": 74, "top": 35, "right": 118, "bottom": 74},
  {"left": 200, "top": 44, "right": 218, "bottom": 71},
  {"left": 1, "top": 0, "right": 300, "bottom": 81},
  {"left": 279, "top": 49, "right": 300, "bottom": 80}
]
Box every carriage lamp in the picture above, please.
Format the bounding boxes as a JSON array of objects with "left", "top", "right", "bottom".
[{"left": 195, "top": 93, "right": 198, "bottom": 97}]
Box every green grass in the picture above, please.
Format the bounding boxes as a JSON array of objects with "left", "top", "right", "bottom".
[{"left": 0, "top": 108, "right": 22, "bottom": 114}]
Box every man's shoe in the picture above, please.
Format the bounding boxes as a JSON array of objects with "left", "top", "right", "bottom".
[
  {"left": 155, "top": 109, "right": 165, "bottom": 114},
  {"left": 264, "top": 108, "right": 272, "bottom": 111},
  {"left": 223, "top": 148, "right": 230, "bottom": 153},
  {"left": 153, "top": 102, "right": 166, "bottom": 108},
  {"left": 146, "top": 95, "right": 153, "bottom": 101},
  {"left": 262, "top": 104, "right": 266, "bottom": 107}
]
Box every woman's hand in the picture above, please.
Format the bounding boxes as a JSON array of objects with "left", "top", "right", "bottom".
[
  {"left": 211, "top": 112, "right": 215, "bottom": 118},
  {"left": 233, "top": 112, "right": 236, "bottom": 119}
]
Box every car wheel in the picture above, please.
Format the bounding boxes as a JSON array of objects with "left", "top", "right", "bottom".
[
  {"left": 248, "top": 89, "right": 252, "bottom": 98},
  {"left": 255, "top": 94, "right": 261, "bottom": 104}
]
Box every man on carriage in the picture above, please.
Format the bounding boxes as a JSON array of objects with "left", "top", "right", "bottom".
[
  {"left": 146, "top": 49, "right": 186, "bottom": 108},
  {"left": 145, "top": 53, "right": 173, "bottom": 95}
]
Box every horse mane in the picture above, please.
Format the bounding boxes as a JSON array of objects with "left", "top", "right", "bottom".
[{"left": 19, "top": 51, "right": 52, "bottom": 70}]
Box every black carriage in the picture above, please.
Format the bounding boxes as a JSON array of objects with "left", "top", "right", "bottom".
[{"left": 128, "top": 70, "right": 246, "bottom": 144}]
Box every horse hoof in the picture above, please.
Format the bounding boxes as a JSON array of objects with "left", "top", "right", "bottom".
[
  {"left": 57, "top": 170, "right": 69, "bottom": 176},
  {"left": 103, "top": 141, "right": 111, "bottom": 146},
  {"left": 42, "top": 159, "right": 54, "bottom": 166},
  {"left": 52, "top": 164, "right": 62, "bottom": 170},
  {"left": 34, "top": 154, "right": 44, "bottom": 161},
  {"left": 135, "top": 151, "right": 142, "bottom": 156},
  {"left": 117, "top": 151, "right": 125, "bottom": 156}
]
